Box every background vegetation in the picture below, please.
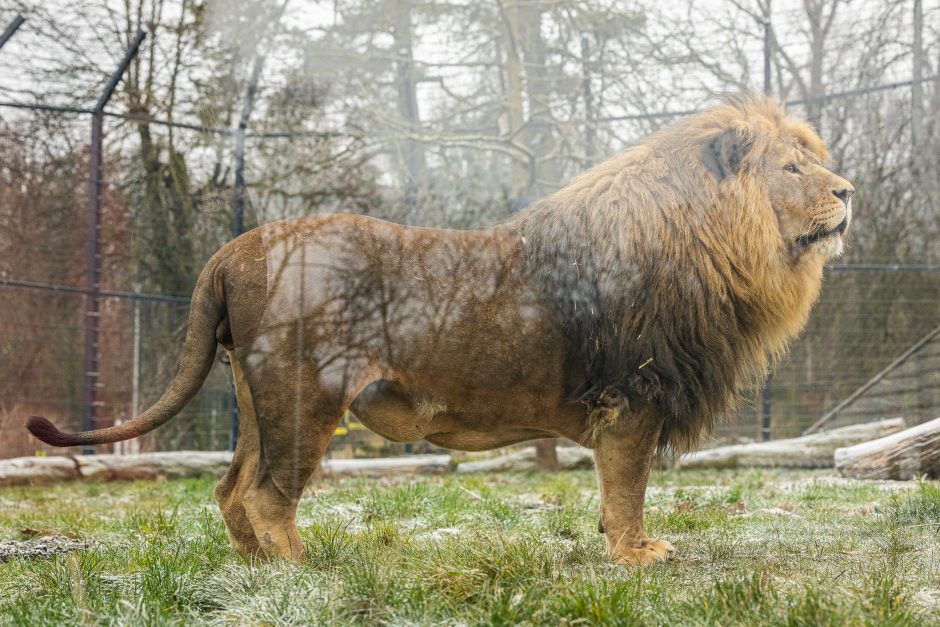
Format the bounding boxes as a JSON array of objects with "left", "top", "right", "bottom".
[{"left": 0, "top": 0, "right": 937, "bottom": 454}]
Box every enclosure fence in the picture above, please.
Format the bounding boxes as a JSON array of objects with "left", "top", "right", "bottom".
[{"left": 1, "top": 9, "right": 938, "bottom": 458}]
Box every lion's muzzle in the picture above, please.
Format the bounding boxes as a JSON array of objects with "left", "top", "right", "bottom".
[{"left": 796, "top": 213, "right": 849, "bottom": 248}]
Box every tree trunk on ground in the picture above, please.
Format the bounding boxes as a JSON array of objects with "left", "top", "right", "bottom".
[
  {"left": 677, "top": 419, "right": 906, "bottom": 470},
  {"left": 458, "top": 445, "right": 593, "bottom": 474},
  {"left": 534, "top": 438, "right": 559, "bottom": 471},
  {"left": 835, "top": 416, "right": 940, "bottom": 480},
  {"left": 0, "top": 452, "right": 453, "bottom": 486}
]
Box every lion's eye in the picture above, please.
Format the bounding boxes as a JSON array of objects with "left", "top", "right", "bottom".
[{"left": 784, "top": 163, "right": 801, "bottom": 174}]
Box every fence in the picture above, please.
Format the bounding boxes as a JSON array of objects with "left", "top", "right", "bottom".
[
  {"left": 1, "top": 5, "right": 938, "bottom": 458},
  {"left": 721, "top": 265, "right": 940, "bottom": 443}
]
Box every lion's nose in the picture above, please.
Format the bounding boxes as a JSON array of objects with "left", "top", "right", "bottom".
[{"left": 833, "top": 186, "right": 854, "bottom": 202}]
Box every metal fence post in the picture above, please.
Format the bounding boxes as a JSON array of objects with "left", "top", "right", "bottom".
[
  {"left": 581, "top": 35, "right": 595, "bottom": 167},
  {"left": 0, "top": 15, "right": 24, "bottom": 51},
  {"left": 228, "top": 53, "right": 265, "bottom": 451},
  {"left": 758, "top": 15, "right": 774, "bottom": 442},
  {"left": 81, "top": 29, "right": 146, "bottom": 454},
  {"left": 912, "top": 0, "right": 923, "bottom": 151},
  {"left": 763, "top": 17, "right": 772, "bottom": 96},
  {"left": 760, "top": 373, "right": 773, "bottom": 441}
]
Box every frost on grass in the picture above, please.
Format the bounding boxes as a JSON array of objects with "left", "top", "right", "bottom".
[
  {"left": 914, "top": 589, "right": 940, "bottom": 612},
  {"left": 0, "top": 469, "right": 938, "bottom": 625},
  {"left": 202, "top": 562, "right": 333, "bottom": 625},
  {"left": 416, "top": 526, "right": 461, "bottom": 542},
  {"left": 775, "top": 475, "right": 918, "bottom": 492},
  {"left": 739, "top": 507, "right": 802, "bottom": 518}
]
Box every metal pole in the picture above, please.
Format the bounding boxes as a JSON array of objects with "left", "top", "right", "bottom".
[
  {"left": 758, "top": 15, "right": 773, "bottom": 442},
  {"left": 232, "top": 117, "right": 247, "bottom": 238},
  {"left": 763, "top": 17, "right": 772, "bottom": 95},
  {"left": 760, "top": 373, "right": 772, "bottom": 441},
  {"left": 0, "top": 15, "right": 24, "bottom": 51},
  {"left": 233, "top": 54, "right": 265, "bottom": 240},
  {"left": 94, "top": 31, "right": 147, "bottom": 113},
  {"left": 228, "top": 365, "right": 239, "bottom": 452},
  {"left": 131, "top": 283, "right": 141, "bottom": 444},
  {"left": 229, "top": 53, "right": 265, "bottom": 451},
  {"left": 81, "top": 29, "right": 146, "bottom": 454},
  {"left": 232, "top": 122, "right": 247, "bottom": 238},
  {"left": 912, "top": 0, "right": 923, "bottom": 151},
  {"left": 82, "top": 110, "right": 104, "bottom": 454},
  {"left": 581, "top": 35, "right": 595, "bottom": 167}
]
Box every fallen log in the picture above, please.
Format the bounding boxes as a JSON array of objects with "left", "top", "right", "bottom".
[
  {"left": 534, "top": 439, "right": 560, "bottom": 471},
  {"left": 457, "top": 445, "right": 594, "bottom": 474},
  {"left": 320, "top": 454, "right": 453, "bottom": 477},
  {"left": 0, "top": 452, "right": 454, "bottom": 487},
  {"left": 0, "top": 456, "right": 80, "bottom": 486},
  {"left": 835, "top": 416, "right": 940, "bottom": 480},
  {"left": 77, "top": 451, "right": 232, "bottom": 481},
  {"left": 678, "top": 418, "right": 906, "bottom": 470}
]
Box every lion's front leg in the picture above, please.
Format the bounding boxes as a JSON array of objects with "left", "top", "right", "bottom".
[{"left": 593, "top": 408, "right": 675, "bottom": 566}]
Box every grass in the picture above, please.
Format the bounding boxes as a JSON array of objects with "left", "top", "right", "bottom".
[{"left": 0, "top": 468, "right": 938, "bottom": 625}]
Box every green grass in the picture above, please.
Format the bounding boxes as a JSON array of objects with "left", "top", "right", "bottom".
[{"left": 1, "top": 468, "right": 938, "bottom": 625}]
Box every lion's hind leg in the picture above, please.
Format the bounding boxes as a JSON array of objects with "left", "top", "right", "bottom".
[
  {"left": 239, "top": 359, "right": 348, "bottom": 561},
  {"left": 214, "top": 351, "right": 263, "bottom": 558}
]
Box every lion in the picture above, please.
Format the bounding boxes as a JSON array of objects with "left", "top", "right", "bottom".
[{"left": 28, "top": 95, "right": 853, "bottom": 566}]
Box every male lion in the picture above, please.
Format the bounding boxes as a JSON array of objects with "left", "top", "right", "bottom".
[{"left": 28, "top": 95, "right": 853, "bottom": 566}]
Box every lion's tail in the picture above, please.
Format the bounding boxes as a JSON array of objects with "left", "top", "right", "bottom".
[{"left": 27, "top": 255, "right": 227, "bottom": 447}]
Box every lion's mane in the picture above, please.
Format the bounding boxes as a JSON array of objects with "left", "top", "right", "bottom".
[{"left": 509, "top": 95, "right": 830, "bottom": 455}]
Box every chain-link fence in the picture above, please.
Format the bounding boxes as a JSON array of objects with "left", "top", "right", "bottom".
[{"left": 719, "top": 266, "right": 940, "bottom": 444}]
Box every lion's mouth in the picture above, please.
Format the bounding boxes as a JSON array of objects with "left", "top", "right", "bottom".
[{"left": 796, "top": 215, "right": 848, "bottom": 248}]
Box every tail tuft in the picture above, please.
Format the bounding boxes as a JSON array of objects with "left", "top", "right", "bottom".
[{"left": 27, "top": 416, "right": 77, "bottom": 447}]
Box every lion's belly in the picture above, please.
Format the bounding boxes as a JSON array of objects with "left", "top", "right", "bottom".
[
  {"left": 348, "top": 379, "right": 569, "bottom": 451},
  {"left": 423, "top": 428, "right": 553, "bottom": 451}
]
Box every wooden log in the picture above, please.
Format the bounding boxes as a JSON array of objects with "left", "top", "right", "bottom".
[
  {"left": 0, "top": 452, "right": 455, "bottom": 486},
  {"left": 458, "top": 445, "right": 594, "bottom": 474},
  {"left": 534, "top": 439, "right": 559, "bottom": 471},
  {"left": 0, "top": 456, "right": 79, "bottom": 487},
  {"left": 835, "top": 416, "right": 940, "bottom": 480},
  {"left": 320, "top": 454, "right": 453, "bottom": 477},
  {"left": 678, "top": 418, "right": 906, "bottom": 470},
  {"left": 76, "top": 451, "right": 233, "bottom": 481}
]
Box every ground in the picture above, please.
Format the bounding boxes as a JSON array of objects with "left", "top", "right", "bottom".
[{"left": 0, "top": 467, "right": 938, "bottom": 625}]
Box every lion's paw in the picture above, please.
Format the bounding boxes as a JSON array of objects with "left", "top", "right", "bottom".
[{"left": 609, "top": 538, "right": 676, "bottom": 566}]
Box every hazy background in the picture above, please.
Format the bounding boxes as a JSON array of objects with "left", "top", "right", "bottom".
[{"left": 0, "top": 0, "right": 937, "bottom": 457}]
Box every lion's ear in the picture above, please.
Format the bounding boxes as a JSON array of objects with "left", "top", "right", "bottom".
[{"left": 701, "top": 128, "right": 748, "bottom": 181}]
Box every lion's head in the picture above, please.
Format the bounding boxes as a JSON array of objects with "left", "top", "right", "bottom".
[
  {"left": 693, "top": 97, "right": 854, "bottom": 262},
  {"left": 515, "top": 95, "right": 854, "bottom": 454}
]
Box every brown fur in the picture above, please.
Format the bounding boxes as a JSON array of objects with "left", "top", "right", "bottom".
[{"left": 27, "top": 95, "right": 853, "bottom": 566}]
